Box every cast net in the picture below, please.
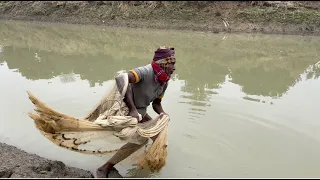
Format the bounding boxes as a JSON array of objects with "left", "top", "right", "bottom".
[{"left": 27, "top": 72, "right": 169, "bottom": 172}]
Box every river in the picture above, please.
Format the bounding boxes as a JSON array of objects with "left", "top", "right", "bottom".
[{"left": 0, "top": 20, "right": 320, "bottom": 178}]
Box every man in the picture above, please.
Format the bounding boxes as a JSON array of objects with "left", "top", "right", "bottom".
[{"left": 96, "top": 46, "right": 176, "bottom": 178}]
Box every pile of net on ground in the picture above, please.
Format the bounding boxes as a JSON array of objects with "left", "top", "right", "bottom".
[{"left": 27, "top": 73, "right": 169, "bottom": 172}]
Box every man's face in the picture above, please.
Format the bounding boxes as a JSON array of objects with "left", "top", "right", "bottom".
[{"left": 164, "top": 62, "right": 176, "bottom": 76}]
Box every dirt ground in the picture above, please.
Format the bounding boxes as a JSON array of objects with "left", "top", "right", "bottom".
[
  {"left": 0, "top": 142, "right": 94, "bottom": 178},
  {"left": 0, "top": 1, "right": 319, "bottom": 35}
]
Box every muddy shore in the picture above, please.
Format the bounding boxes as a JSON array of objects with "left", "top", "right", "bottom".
[{"left": 0, "top": 142, "right": 94, "bottom": 178}]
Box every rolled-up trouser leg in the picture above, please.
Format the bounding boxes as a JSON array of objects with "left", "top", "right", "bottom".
[{"left": 108, "top": 141, "right": 147, "bottom": 165}]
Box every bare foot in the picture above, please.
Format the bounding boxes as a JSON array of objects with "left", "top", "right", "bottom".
[{"left": 96, "top": 168, "right": 110, "bottom": 178}]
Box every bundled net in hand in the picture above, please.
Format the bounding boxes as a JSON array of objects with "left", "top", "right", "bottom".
[
  {"left": 27, "top": 72, "right": 169, "bottom": 172},
  {"left": 137, "top": 124, "right": 168, "bottom": 172}
]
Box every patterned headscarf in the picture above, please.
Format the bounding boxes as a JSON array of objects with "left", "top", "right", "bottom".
[{"left": 151, "top": 46, "right": 176, "bottom": 86}]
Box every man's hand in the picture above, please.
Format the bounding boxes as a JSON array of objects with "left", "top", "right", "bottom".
[
  {"left": 128, "top": 109, "right": 141, "bottom": 121},
  {"left": 152, "top": 96, "right": 170, "bottom": 120},
  {"left": 160, "top": 111, "right": 167, "bottom": 115},
  {"left": 160, "top": 112, "right": 169, "bottom": 118}
]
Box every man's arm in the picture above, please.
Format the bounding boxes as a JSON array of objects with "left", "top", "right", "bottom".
[
  {"left": 115, "top": 72, "right": 140, "bottom": 120},
  {"left": 152, "top": 83, "right": 168, "bottom": 115},
  {"left": 152, "top": 98, "right": 165, "bottom": 115}
]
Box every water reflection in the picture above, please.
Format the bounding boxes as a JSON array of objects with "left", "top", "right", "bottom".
[
  {"left": 0, "top": 46, "right": 141, "bottom": 86},
  {"left": 1, "top": 20, "right": 320, "bottom": 118},
  {"left": 305, "top": 62, "right": 320, "bottom": 80},
  {"left": 1, "top": 21, "right": 320, "bottom": 107},
  {"left": 1, "top": 21, "right": 320, "bottom": 177}
]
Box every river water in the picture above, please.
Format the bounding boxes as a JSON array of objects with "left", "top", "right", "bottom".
[{"left": 0, "top": 20, "right": 320, "bottom": 178}]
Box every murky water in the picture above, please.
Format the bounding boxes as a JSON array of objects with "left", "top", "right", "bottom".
[{"left": 1, "top": 20, "right": 320, "bottom": 178}]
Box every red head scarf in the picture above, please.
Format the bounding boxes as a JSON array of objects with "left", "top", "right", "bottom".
[{"left": 151, "top": 46, "right": 176, "bottom": 86}]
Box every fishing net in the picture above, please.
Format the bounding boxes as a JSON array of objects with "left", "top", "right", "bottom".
[{"left": 27, "top": 72, "right": 169, "bottom": 172}]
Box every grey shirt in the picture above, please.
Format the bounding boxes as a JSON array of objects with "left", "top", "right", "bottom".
[{"left": 129, "top": 64, "right": 168, "bottom": 116}]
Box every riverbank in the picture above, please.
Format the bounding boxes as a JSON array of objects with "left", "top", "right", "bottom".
[
  {"left": 0, "top": 142, "right": 94, "bottom": 178},
  {"left": 0, "top": 1, "right": 319, "bottom": 36}
]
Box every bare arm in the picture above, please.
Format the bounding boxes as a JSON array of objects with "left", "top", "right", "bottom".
[
  {"left": 115, "top": 72, "right": 140, "bottom": 119},
  {"left": 152, "top": 83, "right": 168, "bottom": 115},
  {"left": 152, "top": 98, "right": 165, "bottom": 115}
]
